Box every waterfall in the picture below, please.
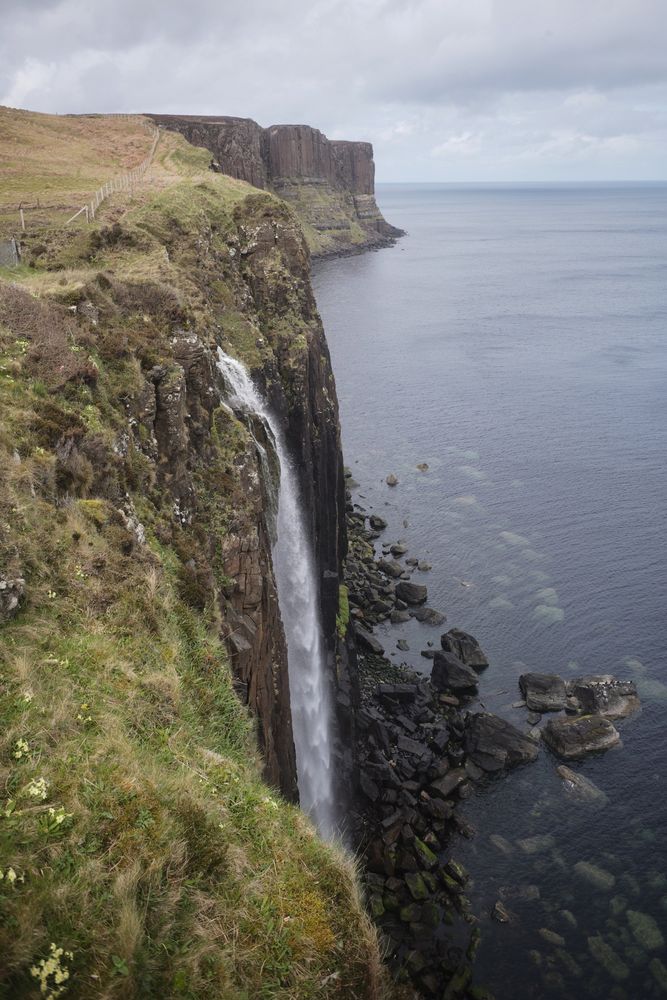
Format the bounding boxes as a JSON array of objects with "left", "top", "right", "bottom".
[{"left": 216, "top": 349, "right": 336, "bottom": 838}]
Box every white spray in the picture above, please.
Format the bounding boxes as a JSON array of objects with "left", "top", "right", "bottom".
[{"left": 216, "top": 349, "right": 336, "bottom": 838}]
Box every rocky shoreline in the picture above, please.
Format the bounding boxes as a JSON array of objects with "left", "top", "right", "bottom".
[{"left": 340, "top": 471, "right": 643, "bottom": 999}]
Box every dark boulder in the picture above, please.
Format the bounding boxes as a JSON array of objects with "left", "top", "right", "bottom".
[
  {"left": 431, "top": 651, "right": 479, "bottom": 693},
  {"left": 369, "top": 515, "right": 387, "bottom": 531},
  {"left": 569, "top": 675, "right": 640, "bottom": 720},
  {"left": 378, "top": 558, "right": 403, "bottom": 579},
  {"left": 354, "top": 624, "right": 384, "bottom": 656},
  {"left": 395, "top": 581, "right": 428, "bottom": 606},
  {"left": 542, "top": 714, "right": 621, "bottom": 759},
  {"left": 411, "top": 607, "right": 446, "bottom": 626},
  {"left": 464, "top": 713, "right": 539, "bottom": 772},
  {"left": 519, "top": 672, "right": 567, "bottom": 712},
  {"left": 440, "top": 628, "right": 489, "bottom": 670}
]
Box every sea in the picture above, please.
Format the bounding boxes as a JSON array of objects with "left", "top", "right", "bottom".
[{"left": 311, "top": 182, "right": 667, "bottom": 1000}]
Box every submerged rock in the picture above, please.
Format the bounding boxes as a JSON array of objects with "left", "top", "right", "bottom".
[
  {"left": 386, "top": 473, "right": 399, "bottom": 487},
  {"left": 556, "top": 764, "right": 609, "bottom": 806},
  {"left": 626, "top": 910, "right": 665, "bottom": 951},
  {"left": 574, "top": 861, "right": 616, "bottom": 891},
  {"left": 516, "top": 834, "right": 555, "bottom": 855},
  {"left": 440, "top": 628, "right": 489, "bottom": 670},
  {"left": 431, "top": 651, "right": 479, "bottom": 693},
  {"left": 587, "top": 935, "right": 629, "bottom": 981},
  {"left": 519, "top": 672, "right": 567, "bottom": 712},
  {"left": 464, "top": 713, "right": 540, "bottom": 772},
  {"left": 543, "top": 714, "right": 621, "bottom": 759},
  {"left": 569, "top": 675, "right": 640, "bottom": 719}
]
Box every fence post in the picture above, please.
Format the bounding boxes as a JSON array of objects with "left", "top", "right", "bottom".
[{"left": 19, "top": 206, "right": 25, "bottom": 232}]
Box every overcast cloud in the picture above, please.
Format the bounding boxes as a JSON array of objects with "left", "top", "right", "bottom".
[{"left": 2, "top": 0, "right": 666, "bottom": 180}]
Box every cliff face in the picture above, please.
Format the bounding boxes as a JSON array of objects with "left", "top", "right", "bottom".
[
  {"left": 0, "top": 112, "right": 388, "bottom": 997},
  {"left": 149, "top": 114, "right": 403, "bottom": 256}
]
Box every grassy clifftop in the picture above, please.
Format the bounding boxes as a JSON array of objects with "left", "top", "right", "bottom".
[{"left": 0, "top": 109, "right": 387, "bottom": 999}]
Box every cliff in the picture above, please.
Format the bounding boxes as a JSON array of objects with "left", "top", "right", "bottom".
[
  {"left": 0, "top": 108, "right": 387, "bottom": 998},
  {"left": 149, "top": 114, "right": 403, "bottom": 257}
]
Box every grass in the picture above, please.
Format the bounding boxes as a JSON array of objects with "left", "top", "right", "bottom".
[{"left": 0, "top": 110, "right": 390, "bottom": 998}]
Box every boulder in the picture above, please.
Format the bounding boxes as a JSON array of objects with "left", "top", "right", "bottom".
[
  {"left": 386, "top": 473, "right": 399, "bottom": 487},
  {"left": 431, "top": 652, "right": 479, "bottom": 693},
  {"left": 519, "top": 672, "right": 567, "bottom": 712},
  {"left": 395, "top": 581, "right": 427, "bottom": 606},
  {"left": 378, "top": 558, "right": 403, "bottom": 579},
  {"left": 411, "top": 607, "right": 446, "bottom": 626},
  {"left": 440, "top": 628, "right": 489, "bottom": 670},
  {"left": 556, "top": 765, "right": 608, "bottom": 806},
  {"left": 543, "top": 715, "right": 620, "bottom": 759},
  {"left": 569, "top": 675, "right": 640, "bottom": 719},
  {"left": 390, "top": 543, "right": 408, "bottom": 556},
  {"left": 390, "top": 609, "right": 411, "bottom": 624},
  {"left": 0, "top": 575, "right": 25, "bottom": 622},
  {"left": 464, "top": 713, "right": 540, "bottom": 772},
  {"left": 354, "top": 624, "right": 384, "bottom": 656},
  {"left": 369, "top": 515, "right": 387, "bottom": 531}
]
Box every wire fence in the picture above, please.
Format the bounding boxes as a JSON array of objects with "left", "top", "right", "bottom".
[{"left": 65, "top": 122, "right": 160, "bottom": 226}]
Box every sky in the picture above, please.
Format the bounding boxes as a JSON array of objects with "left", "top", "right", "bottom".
[{"left": 1, "top": 0, "right": 666, "bottom": 182}]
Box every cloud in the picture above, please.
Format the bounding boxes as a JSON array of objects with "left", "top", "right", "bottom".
[{"left": 1, "top": 0, "right": 666, "bottom": 180}]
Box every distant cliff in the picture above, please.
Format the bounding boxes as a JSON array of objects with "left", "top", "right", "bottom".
[{"left": 149, "top": 114, "right": 403, "bottom": 256}]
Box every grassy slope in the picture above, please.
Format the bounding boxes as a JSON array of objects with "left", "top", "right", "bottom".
[{"left": 0, "top": 109, "right": 387, "bottom": 999}]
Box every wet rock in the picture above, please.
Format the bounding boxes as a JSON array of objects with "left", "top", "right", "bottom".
[
  {"left": 440, "top": 628, "right": 489, "bottom": 670},
  {"left": 492, "top": 901, "right": 513, "bottom": 923},
  {"left": 556, "top": 765, "right": 609, "bottom": 806},
  {"left": 650, "top": 958, "right": 667, "bottom": 994},
  {"left": 539, "top": 928, "right": 566, "bottom": 947},
  {"left": 417, "top": 561, "right": 432, "bottom": 571},
  {"left": 395, "top": 581, "right": 428, "bottom": 605},
  {"left": 519, "top": 672, "right": 567, "bottom": 712},
  {"left": 391, "top": 543, "right": 408, "bottom": 556},
  {"left": 405, "top": 872, "right": 428, "bottom": 900},
  {"left": 499, "top": 884, "right": 541, "bottom": 903},
  {"left": 0, "top": 575, "right": 25, "bottom": 621},
  {"left": 428, "top": 768, "right": 467, "bottom": 800},
  {"left": 390, "top": 609, "right": 411, "bottom": 624},
  {"left": 411, "top": 607, "right": 446, "bottom": 626},
  {"left": 405, "top": 557, "right": 418, "bottom": 567},
  {"left": 431, "top": 651, "right": 479, "bottom": 693},
  {"left": 386, "top": 473, "right": 399, "bottom": 487},
  {"left": 516, "top": 834, "right": 555, "bottom": 855},
  {"left": 489, "top": 834, "right": 514, "bottom": 856},
  {"left": 588, "top": 935, "right": 630, "bottom": 980},
  {"left": 569, "top": 675, "right": 640, "bottom": 719},
  {"left": 526, "top": 711, "right": 542, "bottom": 725},
  {"left": 369, "top": 514, "right": 387, "bottom": 531},
  {"left": 396, "top": 639, "right": 410, "bottom": 652},
  {"left": 574, "top": 861, "right": 616, "bottom": 891},
  {"left": 354, "top": 624, "right": 384, "bottom": 656},
  {"left": 626, "top": 910, "right": 665, "bottom": 951},
  {"left": 543, "top": 714, "right": 621, "bottom": 759},
  {"left": 378, "top": 558, "right": 403, "bottom": 579},
  {"left": 464, "top": 713, "right": 540, "bottom": 772}
]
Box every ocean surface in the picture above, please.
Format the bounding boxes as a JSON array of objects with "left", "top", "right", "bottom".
[{"left": 312, "top": 183, "right": 667, "bottom": 999}]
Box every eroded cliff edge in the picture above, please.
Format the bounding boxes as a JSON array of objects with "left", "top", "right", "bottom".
[
  {"left": 149, "top": 113, "right": 404, "bottom": 257},
  {"left": 0, "top": 110, "right": 385, "bottom": 998}
]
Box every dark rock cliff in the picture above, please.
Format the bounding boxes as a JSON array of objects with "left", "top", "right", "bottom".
[{"left": 149, "top": 114, "right": 403, "bottom": 256}]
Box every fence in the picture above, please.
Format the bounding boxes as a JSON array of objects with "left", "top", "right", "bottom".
[{"left": 65, "top": 122, "right": 160, "bottom": 226}]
